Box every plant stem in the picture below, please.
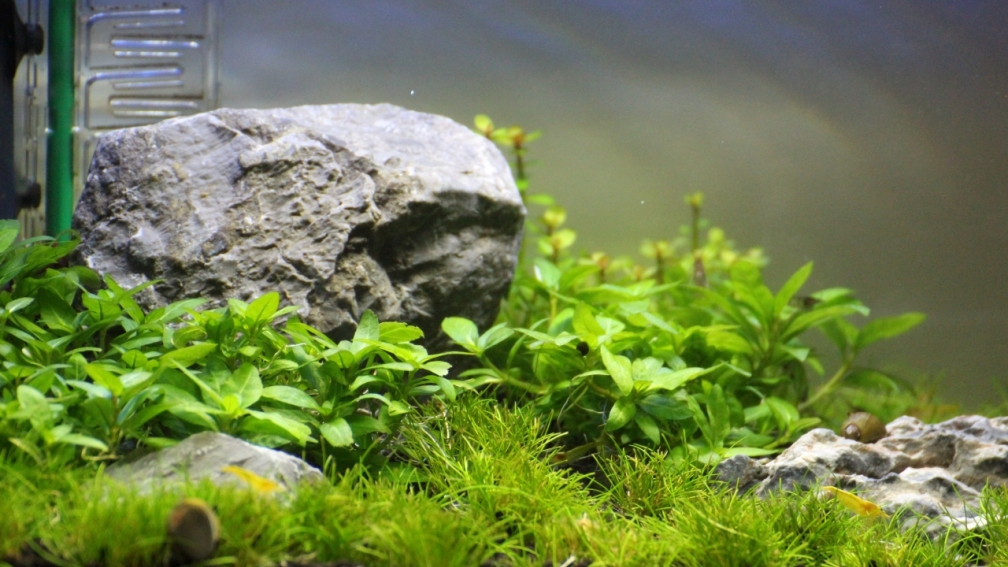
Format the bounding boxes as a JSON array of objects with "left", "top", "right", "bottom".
[{"left": 799, "top": 354, "right": 855, "bottom": 411}]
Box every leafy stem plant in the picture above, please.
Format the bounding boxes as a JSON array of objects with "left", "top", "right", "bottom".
[
  {"left": 0, "top": 219, "right": 457, "bottom": 470},
  {"left": 466, "top": 115, "right": 929, "bottom": 465}
]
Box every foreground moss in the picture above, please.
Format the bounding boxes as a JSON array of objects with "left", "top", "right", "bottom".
[{"left": 2, "top": 398, "right": 1006, "bottom": 567}]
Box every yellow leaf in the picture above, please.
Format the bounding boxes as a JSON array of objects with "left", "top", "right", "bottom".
[
  {"left": 221, "top": 465, "right": 285, "bottom": 494},
  {"left": 822, "top": 486, "right": 887, "bottom": 519}
]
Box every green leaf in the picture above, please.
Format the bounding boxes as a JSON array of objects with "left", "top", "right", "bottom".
[
  {"left": 434, "top": 376, "right": 457, "bottom": 401},
  {"left": 705, "top": 385, "right": 731, "bottom": 447},
  {"left": 246, "top": 292, "right": 280, "bottom": 326},
  {"left": 56, "top": 433, "right": 110, "bottom": 452},
  {"left": 0, "top": 222, "right": 19, "bottom": 253},
  {"left": 477, "top": 323, "right": 513, "bottom": 351},
  {"left": 855, "top": 313, "right": 926, "bottom": 350},
  {"left": 38, "top": 288, "right": 77, "bottom": 333},
  {"left": 572, "top": 303, "right": 605, "bottom": 337},
  {"left": 783, "top": 306, "right": 860, "bottom": 341},
  {"left": 634, "top": 412, "right": 661, "bottom": 444},
  {"left": 820, "top": 318, "right": 858, "bottom": 352},
  {"left": 774, "top": 262, "right": 813, "bottom": 316},
  {"left": 85, "top": 364, "right": 124, "bottom": 397},
  {"left": 379, "top": 322, "right": 424, "bottom": 344},
  {"left": 386, "top": 400, "right": 412, "bottom": 416},
  {"left": 606, "top": 397, "right": 636, "bottom": 431},
  {"left": 423, "top": 361, "right": 452, "bottom": 377},
  {"left": 600, "top": 346, "right": 634, "bottom": 396},
  {"left": 320, "top": 418, "right": 354, "bottom": 447},
  {"left": 639, "top": 394, "right": 692, "bottom": 420},
  {"left": 730, "top": 261, "right": 775, "bottom": 325},
  {"left": 647, "top": 367, "right": 710, "bottom": 392},
  {"left": 441, "top": 317, "right": 479, "bottom": 351},
  {"left": 244, "top": 410, "right": 312, "bottom": 446},
  {"left": 159, "top": 342, "right": 218, "bottom": 369},
  {"left": 222, "top": 363, "right": 263, "bottom": 408},
  {"left": 354, "top": 310, "right": 380, "bottom": 341},
  {"left": 3, "top": 297, "right": 34, "bottom": 314},
  {"left": 533, "top": 258, "right": 561, "bottom": 290},
  {"left": 261, "top": 386, "right": 319, "bottom": 410}
]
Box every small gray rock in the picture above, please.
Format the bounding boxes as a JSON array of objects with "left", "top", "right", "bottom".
[
  {"left": 714, "top": 415, "right": 1008, "bottom": 539},
  {"left": 107, "top": 432, "right": 323, "bottom": 492},
  {"left": 72, "top": 104, "right": 525, "bottom": 350}
]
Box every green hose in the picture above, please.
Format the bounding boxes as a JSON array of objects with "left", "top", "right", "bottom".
[{"left": 46, "top": 0, "right": 74, "bottom": 238}]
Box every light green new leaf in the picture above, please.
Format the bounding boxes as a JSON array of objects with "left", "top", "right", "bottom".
[
  {"left": 572, "top": 303, "right": 605, "bottom": 337},
  {"left": 261, "top": 386, "right": 319, "bottom": 410},
  {"left": 441, "top": 317, "right": 479, "bottom": 350},
  {"left": 386, "top": 400, "right": 412, "bottom": 416},
  {"left": 85, "top": 364, "right": 124, "bottom": 397},
  {"left": 647, "top": 367, "right": 709, "bottom": 392},
  {"left": 600, "top": 345, "right": 634, "bottom": 396},
  {"left": 354, "top": 309, "right": 380, "bottom": 341},
  {"left": 533, "top": 257, "right": 561, "bottom": 290},
  {"left": 222, "top": 363, "right": 262, "bottom": 408},
  {"left": 0, "top": 222, "right": 19, "bottom": 253},
  {"left": 245, "top": 292, "right": 280, "bottom": 326},
  {"left": 379, "top": 321, "right": 424, "bottom": 344},
  {"left": 320, "top": 418, "right": 354, "bottom": 447},
  {"left": 159, "top": 342, "right": 218, "bottom": 369},
  {"left": 423, "top": 361, "right": 452, "bottom": 377},
  {"left": 774, "top": 262, "right": 813, "bottom": 316},
  {"left": 56, "top": 433, "right": 109, "bottom": 452},
  {"left": 855, "top": 313, "right": 926, "bottom": 351},
  {"left": 606, "top": 397, "right": 637, "bottom": 431}
]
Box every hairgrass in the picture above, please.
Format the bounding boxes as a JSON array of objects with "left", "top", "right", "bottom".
[{"left": 1, "top": 396, "right": 1006, "bottom": 567}]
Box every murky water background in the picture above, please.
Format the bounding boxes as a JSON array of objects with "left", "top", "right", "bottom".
[{"left": 218, "top": 1, "right": 1008, "bottom": 409}]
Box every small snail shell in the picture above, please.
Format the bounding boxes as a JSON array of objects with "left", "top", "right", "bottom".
[
  {"left": 167, "top": 497, "right": 220, "bottom": 562},
  {"left": 841, "top": 412, "right": 887, "bottom": 443}
]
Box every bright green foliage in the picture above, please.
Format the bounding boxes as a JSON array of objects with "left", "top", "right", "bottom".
[
  {"left": 447, "top": 116, "right": 930, "bottom": 465},
  {"left": 0, "top": 222, "right": 455, "bottom": 470}
]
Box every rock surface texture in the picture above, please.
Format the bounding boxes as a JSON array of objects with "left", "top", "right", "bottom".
[
  {"left": 107, "top": 431, "right": 323, "bottom": 492},
  {"left": 715, "top": 415, "right": 1008, "bottom": 539},
  {"left": 72, "top": 104, "right": 525, "bottom": 348}
]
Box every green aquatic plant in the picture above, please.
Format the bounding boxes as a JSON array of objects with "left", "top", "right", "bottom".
[
  {"left": 451, "top": 115, "right": 929, "bottom": 465},
  {"left": 0, "top": 220, "right": 457, "bottom": 470}
]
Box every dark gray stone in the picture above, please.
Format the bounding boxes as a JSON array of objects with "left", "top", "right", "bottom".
[
  {"left": 714, "top": 415, "right": 1008, "bottom": 539},
  {"left": 72, "top": 104, "right": 525, "bottom": 349},
  {"left": 107, "top": 431, "right": 323, "bottom": 492}
]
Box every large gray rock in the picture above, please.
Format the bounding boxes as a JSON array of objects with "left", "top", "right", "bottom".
[
  {"left": 715, "top": 415, "right": 1008, "bottom": 539},
  {"left": 72, "top": 104, "right": 525, "bottom": 348},
  {"left": 107, "top": 432, "right": 323, "bottom": 492}
]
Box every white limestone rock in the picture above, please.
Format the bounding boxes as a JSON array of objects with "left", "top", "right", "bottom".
[
  {"left": 72, "top": 104, "right": 525, "bottom": 350},
  {"left": 106, "top": 431, "right": 323, "bottom": 492},
  {"left": 715, "top": 415, "right": 1008, "bottom": 539}
]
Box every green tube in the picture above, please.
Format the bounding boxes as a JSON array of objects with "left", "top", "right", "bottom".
[{"left": 46, "top": 0, "right": 74, "bottom": 238}]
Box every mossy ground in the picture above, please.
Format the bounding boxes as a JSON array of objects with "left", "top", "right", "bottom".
[{"left": 2, "top": 397, "right": 1006, "bottom": 567}]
